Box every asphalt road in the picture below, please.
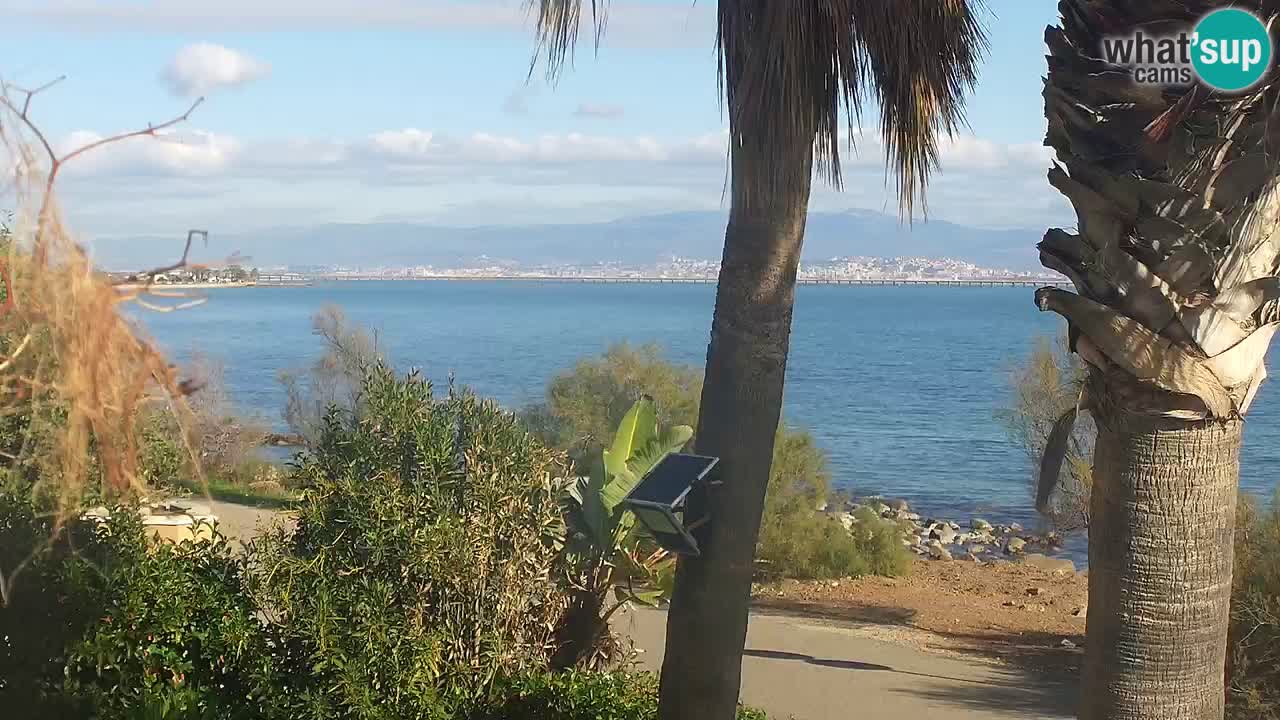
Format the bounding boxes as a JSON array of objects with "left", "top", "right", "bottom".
[{"left": 618, "top": 606, "right": 1077, "bottom": 720}]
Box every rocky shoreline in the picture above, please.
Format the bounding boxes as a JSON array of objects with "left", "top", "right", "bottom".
[{"left": 826, "top": 497, "right": 1076, "bottom": 572}]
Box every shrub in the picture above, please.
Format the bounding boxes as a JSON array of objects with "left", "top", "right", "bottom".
[
  {"left": 1229, "top": 492, "right": 1280, "bottom": 719},
  {"left": 0, "top": 487, "right": 278, "bottom": 720},
  {"left": 60, "top": 515, "right": 279, "bottom": 720},
  {"left": 523, "top": 343, "right": 701, "bottom": 471},
  {"left": 475, "top": 672, "right": 768, "bottom": 720},
  {"left": 252, "top": 363, "right": 571, "bottom": 716},
  {"left": 0, "top": 486, "right": 100, "bottom": 718},
  {"left": 757, "top": 504, "right": 909, "bottom": 580},
  {"left": 999, "top": 335, "right": 1093, "bottom": 530},
  {"left": 554, "top": 397, "right": 688, "bottom": 670},
  {"left": 527, "top": 345, "right": 907, "bottom": 581}
]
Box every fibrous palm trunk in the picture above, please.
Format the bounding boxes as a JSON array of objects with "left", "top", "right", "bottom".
[
  {"left": 1085, "top": 405, "right": 1241, "bottom": 719},
  {"left": 1039, "top": 2, "right": 1280, "bottom": 719},
  {"left": 657, "top": 27, "right": 818, "bottom": 720}
]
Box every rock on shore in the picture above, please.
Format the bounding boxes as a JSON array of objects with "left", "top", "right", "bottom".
[{"left": 827, "top": 497, "right": 1074, "bottom": 572}]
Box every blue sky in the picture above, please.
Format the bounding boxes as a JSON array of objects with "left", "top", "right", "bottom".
[{"left": 1, "top": 0, "right": 1069, "bottom": 240}]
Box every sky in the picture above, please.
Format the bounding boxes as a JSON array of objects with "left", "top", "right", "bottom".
[{"left": 0, "top": 0, "right": 1070, "bottom": 242}]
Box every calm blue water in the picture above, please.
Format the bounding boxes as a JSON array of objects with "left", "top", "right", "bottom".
[{"left": 136, "top": 281, "right": 1280, "bottom": 553}]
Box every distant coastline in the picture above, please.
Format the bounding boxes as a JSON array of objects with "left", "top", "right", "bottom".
[
  {"left": 111, "top": 275, "right": 1070, "bottom": 289},
  {"left": 311, "top": 274, "right": 1070, "bottom": 288},
  {"left": 116, "top": 281, "right": 256, "bottom": 291}
]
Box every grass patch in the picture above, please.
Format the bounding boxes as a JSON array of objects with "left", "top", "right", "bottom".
[{"left": 173, "top": 477, "right": 297, "bottom": 509}]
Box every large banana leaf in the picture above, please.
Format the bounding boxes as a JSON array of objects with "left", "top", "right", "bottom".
[
  {"left": 600, "top": 425, "right": 693, "bottom": 512},
  {"left": 602, "top": 395, "right": 658, "bottom": 485}
]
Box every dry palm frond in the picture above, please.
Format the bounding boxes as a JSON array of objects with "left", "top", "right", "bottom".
[
  {"left": 1038, "top": 0, "right": 1280, "bottom": 425},
  {"left": 527, "top": 0, "right": 988, "bottom": 217}
]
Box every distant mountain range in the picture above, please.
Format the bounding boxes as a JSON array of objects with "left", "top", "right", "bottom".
[{"left": 87, "top": 209, "right": 1044, "bottom": 272}]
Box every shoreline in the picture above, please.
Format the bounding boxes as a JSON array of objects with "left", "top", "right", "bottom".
[
  {"left": 116, "top": 281, "right": 256, "bottom": 291},
  {"left": 312, "top": 275, "right": 1067, "bottom": 287}
]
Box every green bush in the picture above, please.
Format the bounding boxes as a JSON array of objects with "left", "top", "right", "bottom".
[
  {"left": 252, "top": 363, "right": 571, "bottom": 716},
  {"left": 523, "top": 343, "right": 700, "bottom": 470},
  {"left": 527, "top": 344, "right": 908, "bottom": 581},
  {"left": 1229, "top": 492, "right": 1280, "bottom": 719},
  {"left": 0, "top": 488, "right": 278, "bottom": 720},
  {"left": 475, "top": 671, "right": 768, "bottom": 720},
  {"left": 0, "top": 486, "right": 99, "bottom": 718},
  {"left": 756, "top": 505, "right": 909, "bottom": 580}
]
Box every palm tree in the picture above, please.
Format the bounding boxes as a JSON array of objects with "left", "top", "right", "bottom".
[
  {"left": 528, "top": 3, "right": 985, "bottom": 718},
  {"left": 1039, "top": 2, "right": 1280, "bottom": 718}
]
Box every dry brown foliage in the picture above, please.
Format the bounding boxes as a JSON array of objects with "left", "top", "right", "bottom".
[{"left": 0, "top": 78, "right": 207, "bottom": 524}]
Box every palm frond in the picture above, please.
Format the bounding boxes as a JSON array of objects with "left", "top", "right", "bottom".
[
  {"left": 717, "top": 0, "right": 988, "bottom": 216},
  {"left": 1039, "top": 0, "right": 1280, "bottom": 421},
  {"left": 526, "top": 1, "right": 986, "bottom": 215},
  {"left": 526, "top": 0, "right": 608, "bottom": 82}
]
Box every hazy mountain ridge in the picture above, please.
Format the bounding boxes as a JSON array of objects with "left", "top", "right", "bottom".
[{"left": 88, "top": 209, "right": 1041, "bottom": 272}]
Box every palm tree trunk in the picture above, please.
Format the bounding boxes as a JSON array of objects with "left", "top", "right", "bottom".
[
  {"left": 1083, "top": 403, "right": 1241, "bottom": 720},
  {"left": 657, "top": 122, "right": 814, "bottom": 720}
]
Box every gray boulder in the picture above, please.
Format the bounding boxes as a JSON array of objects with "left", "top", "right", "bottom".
[{"left": 927, "top": 540, "right": 953, "bottom": 561}]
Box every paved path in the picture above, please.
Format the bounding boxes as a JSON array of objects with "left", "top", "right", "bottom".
[{"left": 618, "top": 607, "right": 1076, "bottom": 720}]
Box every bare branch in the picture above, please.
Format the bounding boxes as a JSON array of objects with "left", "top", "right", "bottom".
[
  {"left": 126, "top": 229, "right": 208, "bottom": 282},
  {"left": 58, "top": 96, "right": 204, "bottom": 170}
]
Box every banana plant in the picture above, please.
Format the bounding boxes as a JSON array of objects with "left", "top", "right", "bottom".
[{"left": 552, "top": 395, "right": 692, "bottom": 669}]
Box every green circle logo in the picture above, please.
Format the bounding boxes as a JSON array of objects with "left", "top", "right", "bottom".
[{"left": 1192, "top": 8, "right": 1272, "bottom": 92}]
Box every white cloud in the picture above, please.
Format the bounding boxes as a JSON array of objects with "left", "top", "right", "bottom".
[
  {"left": 162, "top": 43, "right": 270, "bottom": 97},
  {"left": 39, "top": 125, "right": 1067, "bottom": 235},
  {"left": 369, "top": 129, "right": 435, "bottom": 159},
  {"left": 55, "top": 128, "right": 241, "bottom": 177},
  {"left": 574, "top": 103, "right": 625, "bottom": 120}
]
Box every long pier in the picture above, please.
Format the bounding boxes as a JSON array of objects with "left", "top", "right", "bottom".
[{"left": 315, "top": 275, "right": 1070, "bottom": 288}]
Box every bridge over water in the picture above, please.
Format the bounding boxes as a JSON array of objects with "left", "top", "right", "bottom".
[{"left": 312, "top": 275, "right": 1072, "bottom": 288}]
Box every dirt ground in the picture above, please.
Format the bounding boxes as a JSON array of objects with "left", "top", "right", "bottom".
[{"left": 752, "top": 558, "right": 1088, "bottom": 678}]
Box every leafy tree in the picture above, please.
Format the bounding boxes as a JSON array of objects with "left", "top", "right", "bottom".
[
  {"left": 1040, "top": 4, "right": 1280, "bottom": 718},
  {"left": 525, "top": 5, "right": 986, "bottom": 716}
]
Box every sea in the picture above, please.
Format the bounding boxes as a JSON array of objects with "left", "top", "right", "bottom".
[{"left": 137, "top": 281, "right": 1280, "bottom": 562}]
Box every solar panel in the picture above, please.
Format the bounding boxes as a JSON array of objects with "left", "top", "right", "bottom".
[{"left": 624, "top": 453, "right": 719, "bottom": 505}]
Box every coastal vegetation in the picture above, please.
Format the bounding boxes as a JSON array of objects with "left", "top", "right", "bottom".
[
  {"left": 0, "top": 355, "right": 771, "bottom": 719},
  {"left": 523, "top": 342, "right": 910, "bottom": 582}
]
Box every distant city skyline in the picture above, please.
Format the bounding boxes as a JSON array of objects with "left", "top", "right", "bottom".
[{"left": 237, "top": 255, "right": 1059, "bottom": 282}]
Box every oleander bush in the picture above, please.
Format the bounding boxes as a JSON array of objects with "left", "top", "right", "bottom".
[{"left": 251, "top": 363, "right": 572, "bottom": 716}]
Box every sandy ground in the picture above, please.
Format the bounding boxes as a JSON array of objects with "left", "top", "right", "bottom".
[{"left": 752, "top": 558, "right": 1088, "bottom": 677}]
